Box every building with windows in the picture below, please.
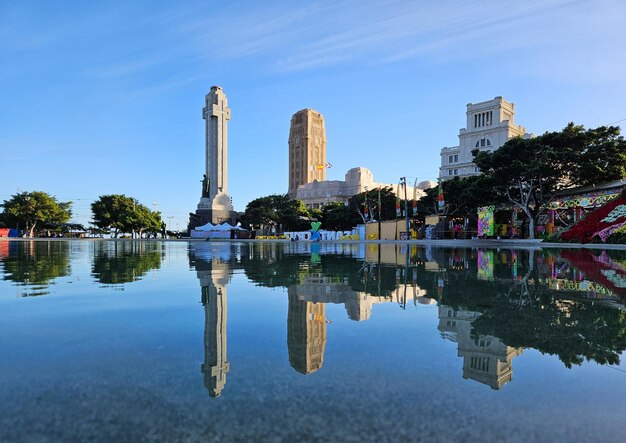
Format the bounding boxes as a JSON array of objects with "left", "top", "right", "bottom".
[
  {"left": 439, "top": 97, "right": 533, "bottom": 180},
  {"left": 438, "top": 305, "right": 523, "bottom": 390},
  {"left": 295, "top": 166, "right": 434, "bottom": 209},
  {"left": 288, "top": 109, "right": 327, "bottom": 197}
]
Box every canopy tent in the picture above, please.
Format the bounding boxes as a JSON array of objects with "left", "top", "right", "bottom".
[{"left": 194, "top": 222, "right": 215, "bottom": 231}]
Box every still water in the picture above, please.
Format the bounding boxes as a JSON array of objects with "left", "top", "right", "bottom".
[{"left": 1, "top": 240, "right": 626, "bottom": 442}]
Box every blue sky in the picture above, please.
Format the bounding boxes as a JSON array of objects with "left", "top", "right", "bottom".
[{"left": 1, "top": 0, "right": 625, "bottom": 230}]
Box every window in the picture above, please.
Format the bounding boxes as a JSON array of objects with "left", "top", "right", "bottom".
[
  {"left": 453, "top": 169, "right": 458, "bottom": 175},
  {"left": 448, "top": 155, "right": 453, "bottom": 163},
  {"left": 475, "top": 138, "right": 492, "bottom": 148},
  {"left": 470, "top": 356, "right": 490, "bottom": 372},
  {"left": 454, "top": 154, "right": 458, "bottom": 162},
  {"left": 448, "top": 170, "right": 453, "bottom": 176}
]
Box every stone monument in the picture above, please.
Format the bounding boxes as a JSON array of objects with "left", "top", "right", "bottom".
[{"left": 189, "top": 86, "right": 237, "bottom": 230}]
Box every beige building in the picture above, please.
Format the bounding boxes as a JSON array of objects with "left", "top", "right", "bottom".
[
  {"left": 440, "top": 96, "right": 532, "bottom": 180},
  {"left": 287, "top": 289, "right": 327, "bottom": 374},
  {"left": 296, "top": 166, "right": 434, "bottom": 209},
  {"left": 288, "top": 109, "right": 327, "bottom": 197},
  {"left": 438, "top": 305, "right": 523, "bottom": 389}
]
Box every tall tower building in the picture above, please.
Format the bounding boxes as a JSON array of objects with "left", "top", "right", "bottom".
[
  {"left": 288, "top": 109, "right": 327, "bottom": 197},
  {"left": 287, "top": 289, "right": 327, "bottom": 374}
]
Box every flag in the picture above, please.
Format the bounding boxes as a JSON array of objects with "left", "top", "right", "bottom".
[{"left": 437, "top": 181, "right": 445, "bottom": 212}]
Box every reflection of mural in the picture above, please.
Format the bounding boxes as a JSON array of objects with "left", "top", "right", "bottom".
[
  {"left": 477, "top": 250, "right": 494, "bottom": 281},
  {"left": 558, "top": 249, "right": 626, "bottom": 296}
]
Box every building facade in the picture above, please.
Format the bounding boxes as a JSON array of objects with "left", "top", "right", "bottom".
[
  {"left": 439, "top": 97, "right": 532, "bottom": 180},
  {"left": 288, "top": 109, "right": 327, "bottom": 197},
  {"left": 296, "top": 166, "right": 434, "bottom": 209}
]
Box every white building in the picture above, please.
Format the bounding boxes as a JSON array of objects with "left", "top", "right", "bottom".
[
  {"left": 296, "top": 167, "right": 435, "bottom": 209},
  {"left": 439, "top": 97, "right": 533, "bottom": 180}
]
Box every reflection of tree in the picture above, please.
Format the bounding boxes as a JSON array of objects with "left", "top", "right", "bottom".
[
  {"left": 473, "top": 298, "right": 626, "bottom": 367},
  {"left": 241, "top": 248, "right": 398, "bottom": 297},
  {"left": 0, "top": 241, "right": 71, "bottom": 296},
  {"left": 91, "top": 241, "right": 163, "bottom": 285},
  {"left": 416, "top": 248, "right": 626, "bottom": 368}
]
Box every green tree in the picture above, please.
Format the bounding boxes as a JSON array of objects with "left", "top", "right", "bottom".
[
  {"left": 418, "top": 175, "right": 504, "bottom": 219},
  {"left": 243, "top": 194, "right": 311, "bottom": 232},
  {"left": 321, "top": 202, "right": 361, "bottom": 230},
  {"left": 348, "top": 186, "right": 398, "bottom": 222},
  {"left": 91, "top": 194, "right": 162, "bottom": 238},
  {"left": 1, "top": 191, "right": 72, "bottom": 237},
  {"left": 474, "top": 124, "right": 626, "bottom": 238}
]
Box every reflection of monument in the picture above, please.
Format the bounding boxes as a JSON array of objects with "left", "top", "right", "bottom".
[
  {"left": 438, "top": 305, "right": 523, "bottom": 390},
  {"left": 287, "top": 289, "right": 327, "bottom": 374},
  {"left": 198, "top": 256, "right": 232, "bottom": 397},
  {"left": 189, "top": 86, "right": 237, "bottom": 230}
]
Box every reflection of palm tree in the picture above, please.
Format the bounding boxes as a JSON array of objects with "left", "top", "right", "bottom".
[{"left": 0, "top": 240, "right": 71, "bottom": 296}]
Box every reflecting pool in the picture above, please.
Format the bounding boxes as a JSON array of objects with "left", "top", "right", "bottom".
[{"left": 1, "top": 240, "right": 626, "bottom": 442}]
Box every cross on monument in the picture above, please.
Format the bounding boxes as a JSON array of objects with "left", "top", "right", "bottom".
[{"left": 190, "top": 85, "right": 236, "bottom": 228}]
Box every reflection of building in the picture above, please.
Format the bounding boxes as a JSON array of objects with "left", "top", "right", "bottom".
[
  {"left": 296, "top": 167, "right": 433, "bottom": 209},
  {"left": 292, "top": 275, "right": 432, "bottom": 322},
  {"left": 287, "top": 289, "right": 326, "bottom": 374},
  {"left": 438, "top": 305, "right": 523, "bottom": 390},
  {"left": 440, "top": 97, "right": 532, "bottom": 180},
  {"left": 288, "top": 109, "right": 327, "bottom": 198},
  {"left": 198, "top": 258, "right": 232, "bottom": 397}
]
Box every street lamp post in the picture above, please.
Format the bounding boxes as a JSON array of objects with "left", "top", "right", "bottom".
[{"left": 400, "top": 177, "right": 410, "bottom": 240}]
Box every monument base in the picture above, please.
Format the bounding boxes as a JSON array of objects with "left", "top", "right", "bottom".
[{"left": 187, "top": 192, "right": 238, "bottom": 232}]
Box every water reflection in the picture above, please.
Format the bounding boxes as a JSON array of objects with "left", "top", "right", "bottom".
[
  {"left": 91, "top": 241, "right": 164, "bottom": 286},
  {"left": 0, "top": 240, "right": 71, "bottom": 296},
  {"left": 2, "top": 240, "right": 625, "bottom": 395},
  {"left": 190, "top": 243, "right": 238, "bottom": 397},
  {"left": 187, "top": 242, "right": 626, "bottom": 395},
  {"left": 287, "top": 290, "right": 327, "bottom": 374},
  {"left": 438, "top": 305, "right": 523, "bottom": 389}
]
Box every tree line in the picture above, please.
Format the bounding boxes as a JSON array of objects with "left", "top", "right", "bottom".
[{"left": 0, "top": 193, "right": 164, "bottom": 238}]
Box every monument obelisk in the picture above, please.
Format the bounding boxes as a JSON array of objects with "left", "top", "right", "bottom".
[{"left": 189, "top": 86, "right": 236, "bottom": 230}]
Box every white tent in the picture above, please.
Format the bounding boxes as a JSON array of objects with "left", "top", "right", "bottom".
[{"left": 195, "top": 222, "right": 215, "bottom": 231}]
